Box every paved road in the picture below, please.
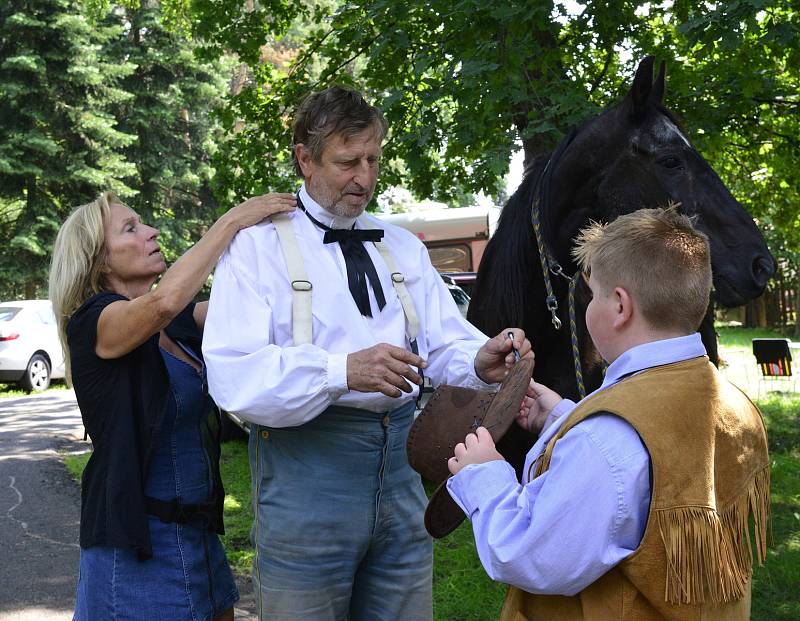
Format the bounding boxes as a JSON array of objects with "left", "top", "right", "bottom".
[{"left": 0, "top": 390, "right": 257, "bottom": 621}]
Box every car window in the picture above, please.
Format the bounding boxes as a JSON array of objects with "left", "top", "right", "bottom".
[
  {"left": 37, "top": 308, "right": 56, "bottom": 325},
  {"left": 428, "top": 244, "right": 472, "bottom": 272},
  {"left": 0, "top": 306, "right": 22, "bottom": 322}
]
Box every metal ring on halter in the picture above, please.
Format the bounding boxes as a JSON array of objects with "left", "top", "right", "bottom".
[
  {"left": 545, "top": 289, "right": 561, "bottom": 330},
  {"left": 549, "top": 262, "right": 571, "bottom": 281}
]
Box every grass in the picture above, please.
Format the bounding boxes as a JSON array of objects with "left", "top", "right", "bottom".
[
  {"left": 425, "top": 482, "right": 506, "bottom": 620},
  {"left": 59, "top": 326, "right": 799, "bottom": 619},
  {"left": 217, "top": 440, "right": 255, "bottom": 575},
  {"left": 716, "top": 324, "right": 796, "bottom": 350},
  {"left": 63, "top": 450, "right": 90, "bottom": 482},
  {"left": 750, "top": 394, "right": 800, "bottom": 621},
  {"left": 0, "top": 379, "right": 69, "bottom": 398}
]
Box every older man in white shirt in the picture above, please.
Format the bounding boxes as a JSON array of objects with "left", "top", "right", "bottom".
[{"left": 203, "top": 85, "right": 532, "bottom": 621}]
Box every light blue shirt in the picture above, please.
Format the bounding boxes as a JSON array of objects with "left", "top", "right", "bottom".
[{"left": 446, "top": 333, "right": 707, "bottom": 595}]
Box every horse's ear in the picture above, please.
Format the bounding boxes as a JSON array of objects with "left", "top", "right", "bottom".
[
  {"left": 650, "top": 60, "right": 666, "bottom": 105},
  {"left": 626, "top": 56, "right": 656, "bottom": 118}
]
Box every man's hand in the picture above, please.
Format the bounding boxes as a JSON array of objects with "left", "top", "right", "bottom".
[
  {"left": 516, "top": 380, "right": 563, "bottom": 434},
  {"left": 474, "top": 328, "right": 533, "bottom": 384},
  {"left": 347, "top": 343, "right": 427, "bottom": 398},
  {"left": 448, "top": 427, "right": 504, "bottom": 476}
]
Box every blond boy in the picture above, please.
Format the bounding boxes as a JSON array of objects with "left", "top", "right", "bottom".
[{"left": 446, "top": 207, "right": 769, "bottom": 620}]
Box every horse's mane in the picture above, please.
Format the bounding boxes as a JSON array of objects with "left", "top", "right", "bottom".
[
  {"left": 469, "top": 165, "right": 540, "bottom": 331},
  {"left": 469, "top": 130, "right": 580, "bottom": 334}
]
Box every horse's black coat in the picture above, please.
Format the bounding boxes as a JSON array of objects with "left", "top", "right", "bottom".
[{"left": 467, "top": 57, "right": 775, "bottom": 471}]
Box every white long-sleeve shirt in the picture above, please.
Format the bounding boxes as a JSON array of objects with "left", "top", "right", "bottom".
[{"left": 202, "top": 185, "right": 493, "bottom": 427}]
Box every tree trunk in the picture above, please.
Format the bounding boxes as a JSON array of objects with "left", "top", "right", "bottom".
[
  {"left": 520, "top": 135, "right": 551, "bottom": 176},
  {"left": 756, "top": 294, "right": 768, "bottom": 328},
  {"left": 794, "top": 283, "right": 800, "bottom": 338},
  {"left": 745, "top": 293, "right": 769, "bottom": 328}
]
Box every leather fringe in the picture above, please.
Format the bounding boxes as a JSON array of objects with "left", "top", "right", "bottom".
[{"left": 657, "top": 466, "right": 770, "bottom": 605}]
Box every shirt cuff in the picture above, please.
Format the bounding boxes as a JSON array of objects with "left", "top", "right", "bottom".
[
  {"left": 464, "top": 361, "right": 498, "bottom": 391},
  {"left": 327, "top": 353, "right": 349, "bottom": 399},
  {"left": 542, "top": 398, "right": 576, "bottom": 433},
  {"left": 446, "top": 459, "right": 518, "bottom": 517}
]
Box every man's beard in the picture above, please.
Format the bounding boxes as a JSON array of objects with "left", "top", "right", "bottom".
[{"left": 311, "top": 182, "right": 373, "bottom": 218}]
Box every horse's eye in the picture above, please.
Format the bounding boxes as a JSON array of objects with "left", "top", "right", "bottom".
[{"left": 660, "top": 156, "right": 682, "bottom": 169}]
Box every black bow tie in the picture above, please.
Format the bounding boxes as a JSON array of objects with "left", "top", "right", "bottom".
[
  {"left": 298, "top": 198, "right": 386, "bottom": 317},
  {"left": 323, "top": 228, "right": 384, "bottom": 244}
]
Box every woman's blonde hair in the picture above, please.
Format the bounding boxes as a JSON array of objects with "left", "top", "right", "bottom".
[
  {"left": 49, "top": 192, "right": 116, "bottom": 383},
  {"left": 572, "top": 205, "right": 712, "bottom": 334}
]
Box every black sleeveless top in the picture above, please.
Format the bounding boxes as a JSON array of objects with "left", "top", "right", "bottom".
[{"left": 68, "top": 292, "right": 224, "bottom": 558}]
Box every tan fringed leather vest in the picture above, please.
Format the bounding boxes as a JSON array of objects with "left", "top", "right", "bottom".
[{"left": 500, "top": 357, "right": 770, "bottom": 621}]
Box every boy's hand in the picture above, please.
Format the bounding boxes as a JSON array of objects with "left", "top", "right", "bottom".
[
  {"left": 448, "top": 427, "right": 504, "bottom": 475},
  {"left": 516, "top": 380, "right": 563, "bottom": 434}
]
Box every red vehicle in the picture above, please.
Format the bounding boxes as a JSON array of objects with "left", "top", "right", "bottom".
[{"left": 381, "top": 205, "right": 499, "bottom": 298}]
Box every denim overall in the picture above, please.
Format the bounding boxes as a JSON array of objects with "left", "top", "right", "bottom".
[
  {"left": 249, "top": 400, "right": 432, "bottom": 620},
  {"left": 74, "top": 346, "right": 238, "bottom": 621}
]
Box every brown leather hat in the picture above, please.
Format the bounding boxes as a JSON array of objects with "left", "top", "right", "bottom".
[{"left": 406, "top": 358, "right": 534, "bottom": 538}]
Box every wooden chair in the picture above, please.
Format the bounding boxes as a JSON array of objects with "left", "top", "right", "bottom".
[{"left": 752, "top": 338, "right": 796, "bottom": 396}]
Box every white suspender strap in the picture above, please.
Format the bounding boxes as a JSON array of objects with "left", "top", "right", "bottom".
[
  {"left": 271, "top": 213, "right": 313, "bottom": 345},
  {"left": 271, "top": 212, "right": 420, "bottom": 348},
  {"left": 358, "top": 215, "right": 420, "bottom": 343}
]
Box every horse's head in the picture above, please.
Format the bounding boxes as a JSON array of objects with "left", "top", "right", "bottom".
[{"left": 544, "top": 56, "right": 776, "bottom": 307}]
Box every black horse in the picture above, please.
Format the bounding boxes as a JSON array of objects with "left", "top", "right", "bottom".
[{"left": 468, "top": 56, "right": 775, "bottom": 425}]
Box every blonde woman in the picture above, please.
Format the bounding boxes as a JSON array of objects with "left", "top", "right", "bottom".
[{"left": 50, "top": 191, "right": 295, "bottom": 621}]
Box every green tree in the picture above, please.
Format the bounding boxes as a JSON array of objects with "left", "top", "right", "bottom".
[
  {"left": 156, "top": 1, "right": 797, "bottom": 216},
  {"left": 0, "top": 0, "right": 136, "bottom": 298},
  {"left": 97, "top": 1, "right": 798, "bottom": 328},
  {"left": 196, "top": 0, "right": 641, "bottom": 203},
  {"left": 103, "top": 3, "right": 234, "bottom": 263},
  {"left": 660, "top": 1, "right": 799, "bottom": 326}
]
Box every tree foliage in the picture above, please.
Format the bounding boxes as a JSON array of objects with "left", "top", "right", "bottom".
[
  {"left": 0, "top": 0, "right": 136, "bottom": 297},
  {"left": 170, "top": 2, "right": 796, "bottom": 208},
  {"left": 168, "top": 0, "right": 798, "bottom": 282},
  {"left": 664, "top": 1, "right": 799, "bottom": 289},
  {"left": 102, "top": 3, "right": 234, "bottom": 263},
  {"left": 1, "top": 0, "right": 797, "bottom": 309},
  {"left": 0, "top": 1, "right": 232, "bottom": 298}
]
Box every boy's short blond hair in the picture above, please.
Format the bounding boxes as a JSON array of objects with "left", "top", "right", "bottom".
[{"left": 572, "top": 206, "right": 712, "bottom": 334}]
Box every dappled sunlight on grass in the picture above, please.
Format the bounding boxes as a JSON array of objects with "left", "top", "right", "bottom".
[
  {"left": 750, "top": 393, "right": 800, "bottom": 621},
  {"left": 220, "top": 440, "right": 255, "bottom": 576},
  {"left": 223, "top": 496, "right": 242, "bottom": 510},
  {"left": 423, "top": 481, "right": 505, "bottom": 620},
  {"left": 62, "top": 451, "right": 90, "bottom": 483},
  {"left": 0, "top": 380, "right": 69, "bottom": 399}
]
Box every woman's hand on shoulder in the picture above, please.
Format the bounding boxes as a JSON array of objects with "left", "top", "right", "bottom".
[
  {"left": 224, "top": 193, "right": 296, "bottom": 231},
  {"left": 93, "top": 193, "right": 295, "bottom": 360}
]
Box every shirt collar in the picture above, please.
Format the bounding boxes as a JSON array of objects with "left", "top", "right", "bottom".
[
  {"left": 597, "top": 333, "right": 707, "bottom": 393},
  {"left": 299, "top": 184, "right": 359, "bottom": 230}
]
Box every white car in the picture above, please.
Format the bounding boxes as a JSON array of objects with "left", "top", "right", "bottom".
[{"left": 0, "top": 300, "right": 65, "bottom": 392}]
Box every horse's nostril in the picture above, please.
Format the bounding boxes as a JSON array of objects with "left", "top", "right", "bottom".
[{"left": 751, "top": 255, "right": 776, "bottom": 287}]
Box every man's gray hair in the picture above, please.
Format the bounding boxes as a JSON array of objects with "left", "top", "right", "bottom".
[{"left": 292, "top": 86, "right": 388, "bottom": 176}]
